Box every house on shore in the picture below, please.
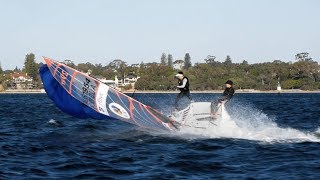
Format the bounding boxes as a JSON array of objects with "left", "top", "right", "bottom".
[
  {"left": 97, "top": 73, "right": 139, "bottom": 90},
  {"left": 10, "top": 73, "right": 34, "bottom": 89},
  {"left": 117, "top": 74, "right": 140, "bottom": 88}
]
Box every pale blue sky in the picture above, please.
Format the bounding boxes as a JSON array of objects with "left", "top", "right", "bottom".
[{"left": 0, "top": 0, "right": 319, "bottom": 70}]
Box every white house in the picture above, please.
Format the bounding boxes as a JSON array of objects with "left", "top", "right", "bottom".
[
  {"left": 97, "top": 76, "right": 117, "bottom": 88},
  {"left": 125, "top": 74, "right": 139, "bottom": 84},
  {"left": 116, "top": 74, "right": 140, "bottom": 87},
  {"left": 11, "top": 73, "right": 33, "bottom": 89}
]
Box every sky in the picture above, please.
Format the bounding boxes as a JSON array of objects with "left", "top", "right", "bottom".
[{"left": 0, "top": 0, "right": 319, "bottom": 70}]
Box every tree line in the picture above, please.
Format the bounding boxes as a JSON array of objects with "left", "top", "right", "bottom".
[
  {"left": 0, "top": 52, "right": 319, "bottom": 91},
  {"left": 136, "top": 52, "right": 320, "bottom": 91}
]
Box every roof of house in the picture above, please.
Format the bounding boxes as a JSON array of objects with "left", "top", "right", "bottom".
[{"left": 11, "top": 73, "right": 30, "bottom": 79}]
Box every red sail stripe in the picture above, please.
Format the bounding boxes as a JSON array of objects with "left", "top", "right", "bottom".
[
  {"left": 68, "top": 71, "right": 78, "bottom": 94},
  {"left": 144, "top": 106, "right": 169, "bottom": 128},
  {"left": 128, "top": 97, "right": 139, "bottom": 125},
  {"left": 43, "top": 57, "right": 53, "bottom": 67},
  {"left": 53, "top": 64, "right": 61, "bottom": 76}
]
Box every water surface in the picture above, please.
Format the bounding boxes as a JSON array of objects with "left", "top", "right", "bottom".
[{"left": 0, "top": 93, "right": 319, "bottom": 179}]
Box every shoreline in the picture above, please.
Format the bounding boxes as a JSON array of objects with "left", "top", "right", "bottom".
[
  {"left": 1, "top": 89, "right": 320, "bottom": 94},
  {"left": 0, "top": 89, "right": 46, "bottom": 94},
  {"left": 123, "top": 90, "right": 320, "bottom": 94}
]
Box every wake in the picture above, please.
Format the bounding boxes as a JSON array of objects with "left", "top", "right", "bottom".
[{"left": 175, "top": 102, "right": 320, "bottom": 143}]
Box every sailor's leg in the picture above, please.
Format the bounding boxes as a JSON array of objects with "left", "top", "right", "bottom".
[
  {"left": 174, "top": 92, "right": 184, "bottom": 109},
  {"left": 210, "top": 100, "right": 220, "bottom": 114},
  {"left": 186, "top": 91, "right": 192, "bottom": 100}
]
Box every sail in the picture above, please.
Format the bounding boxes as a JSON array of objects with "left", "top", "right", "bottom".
[{"left": 40, "top": 57, "right": 179, "bottom": 131}]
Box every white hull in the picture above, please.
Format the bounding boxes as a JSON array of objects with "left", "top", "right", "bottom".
[{"left": 173, "top": 102, "right": 223, "bottom": 129}]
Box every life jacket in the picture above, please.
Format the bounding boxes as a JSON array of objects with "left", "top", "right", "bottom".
[
  {"left": 178, "top": 76, "right": 189, "bottom": 92},
  {"left": 222, "top": 87, "right": 235, "bottom": 100}
]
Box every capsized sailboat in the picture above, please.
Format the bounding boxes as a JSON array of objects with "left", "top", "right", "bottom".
[{"left": 40, "top": 57, "right": 179, "bottom": 131}]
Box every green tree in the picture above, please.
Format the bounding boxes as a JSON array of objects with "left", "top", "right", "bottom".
[
  {"left": 168, "top": 54, "right": 173, "bottom": 67},
  {"left": 204, "top": 55, "right": 216, "bottom": 65},
  {"left": 23, "top": 53, "right": 38, "bottom": 81},
  {"left": 14, "top": 66, "right": 21, "bottom": 72},
  {"left": 224, "top": 55, "right": 232, "bottom": 66},
  {"left": 77, "top": 62, "right": 95, "bottom": 73},
  {"left": 295, "top": 52, "right": 312, "bottom": 62},
  {"left": 184, "top": 53, "right": 192, "bottom": 69},
  {"left": 0, "top": 62, "right": 3, "bottom": 74},
  {"left": 241, "top": 60, "right": 248, "bottom": 65},
  {"left": 160, "top": 53, "right": 167, "bottom": 65},
  {"left": 136, "top": 53, "right": 320, "bottom": 91},
  {"left": 135, "top": 64, "right": 176, "bottom": 90},
  {"left": 282, "top": 79, "right": 303, "bottom": 89},
  {"left": 63, "top": 59, "right": 76, "bottom": 68}
]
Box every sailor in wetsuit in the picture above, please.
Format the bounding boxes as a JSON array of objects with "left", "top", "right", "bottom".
[
  {"left": 211, "top": 80, "right": 235, "bottom": 115},
  {"left": 174, "top": 71, "right": 192, "bottom": 109}
]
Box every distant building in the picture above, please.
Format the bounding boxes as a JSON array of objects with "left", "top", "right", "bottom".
[
  {"left": 97, "top": 76, "right": 117, "bottom": 88},
  {"left": 125, "top": 74, "right": 139, "bottom": 84},
  {"left": 96, "top": 74, "right": 139, "bottom": 90},
  {"left": 116, "top": 74, "right": 140, "bottom": 87},
  {"left": 10, "top": 72, "right": 33, "bottom": 89},
  {"left": 131, "top": 64, "right": 140, "bottom": 68},
  {"left": 173, "top": 60, "right": 184, "bottom": 70}
]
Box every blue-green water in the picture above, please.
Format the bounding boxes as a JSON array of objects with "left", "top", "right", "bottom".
[{"left": 0, "top": 93, "right": 319, "bottom": 179}]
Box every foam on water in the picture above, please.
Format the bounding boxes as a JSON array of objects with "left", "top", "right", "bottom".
[{"left": 176, "top": 102, "right": 320, "bottom": 143}]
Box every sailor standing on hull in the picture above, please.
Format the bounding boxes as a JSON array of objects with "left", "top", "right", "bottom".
[
  {"left": 211, "top": 80, "right": 235, "bottom": 116},
  {"left": 174, "top": 71, "right": 192, "bottom": 109}
]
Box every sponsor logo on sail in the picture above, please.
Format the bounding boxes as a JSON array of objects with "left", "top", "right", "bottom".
[
  {"left": 109, "top": 103, "right": 130, "bottom": 119},
  {"left": 95, "top": 83, "right": 109, "bottom": 116}
]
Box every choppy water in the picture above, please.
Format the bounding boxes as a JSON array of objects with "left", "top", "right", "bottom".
[{"left": 0, "top": 93, "right": 320, "bottom": 179}]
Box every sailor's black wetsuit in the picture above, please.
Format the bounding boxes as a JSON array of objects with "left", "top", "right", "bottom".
[
  {"left": 219, "top": 87, "right": 235, "bottom": 102},
  {"left": 174, "top": 76, "right": 191, "bottom": 108},
  {"left": 211, "top": 87, "right": 235, "bottom": 113}
]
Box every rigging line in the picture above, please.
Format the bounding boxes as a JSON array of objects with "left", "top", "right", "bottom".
[
  {"left": 142, "top": 92, "right": 175, "bottom": 115},
  {"left": 137, "top": 92, "right": 161, "bottom": 110},
  {"left": 129, "top": 89, "right": 136, "bottom": 98},
  {"left": 138, "top": 103, "right": 163, "bottom": 128}
]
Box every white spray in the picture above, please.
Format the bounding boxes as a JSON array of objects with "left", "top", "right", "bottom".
[{"left": 176, "top": 102, "right": 319, "bottom": 143}]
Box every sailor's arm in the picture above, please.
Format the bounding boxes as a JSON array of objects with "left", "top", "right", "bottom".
[
  {"left": 219, "top": 88, "right": 235, "bottom": 101},
  {"left": 224, "top": 88, "right": 235, "bottom": 100},
  {"left": 177, "top": 78, "right": 187, "bottom": 88}
]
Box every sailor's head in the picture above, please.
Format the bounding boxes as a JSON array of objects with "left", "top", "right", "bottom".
[
  {"left": 175, "top": 71, "right": 184, "bottom": 80},
  {"left": 225, "top": 80, "right": 233, "bottom": 88}
]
